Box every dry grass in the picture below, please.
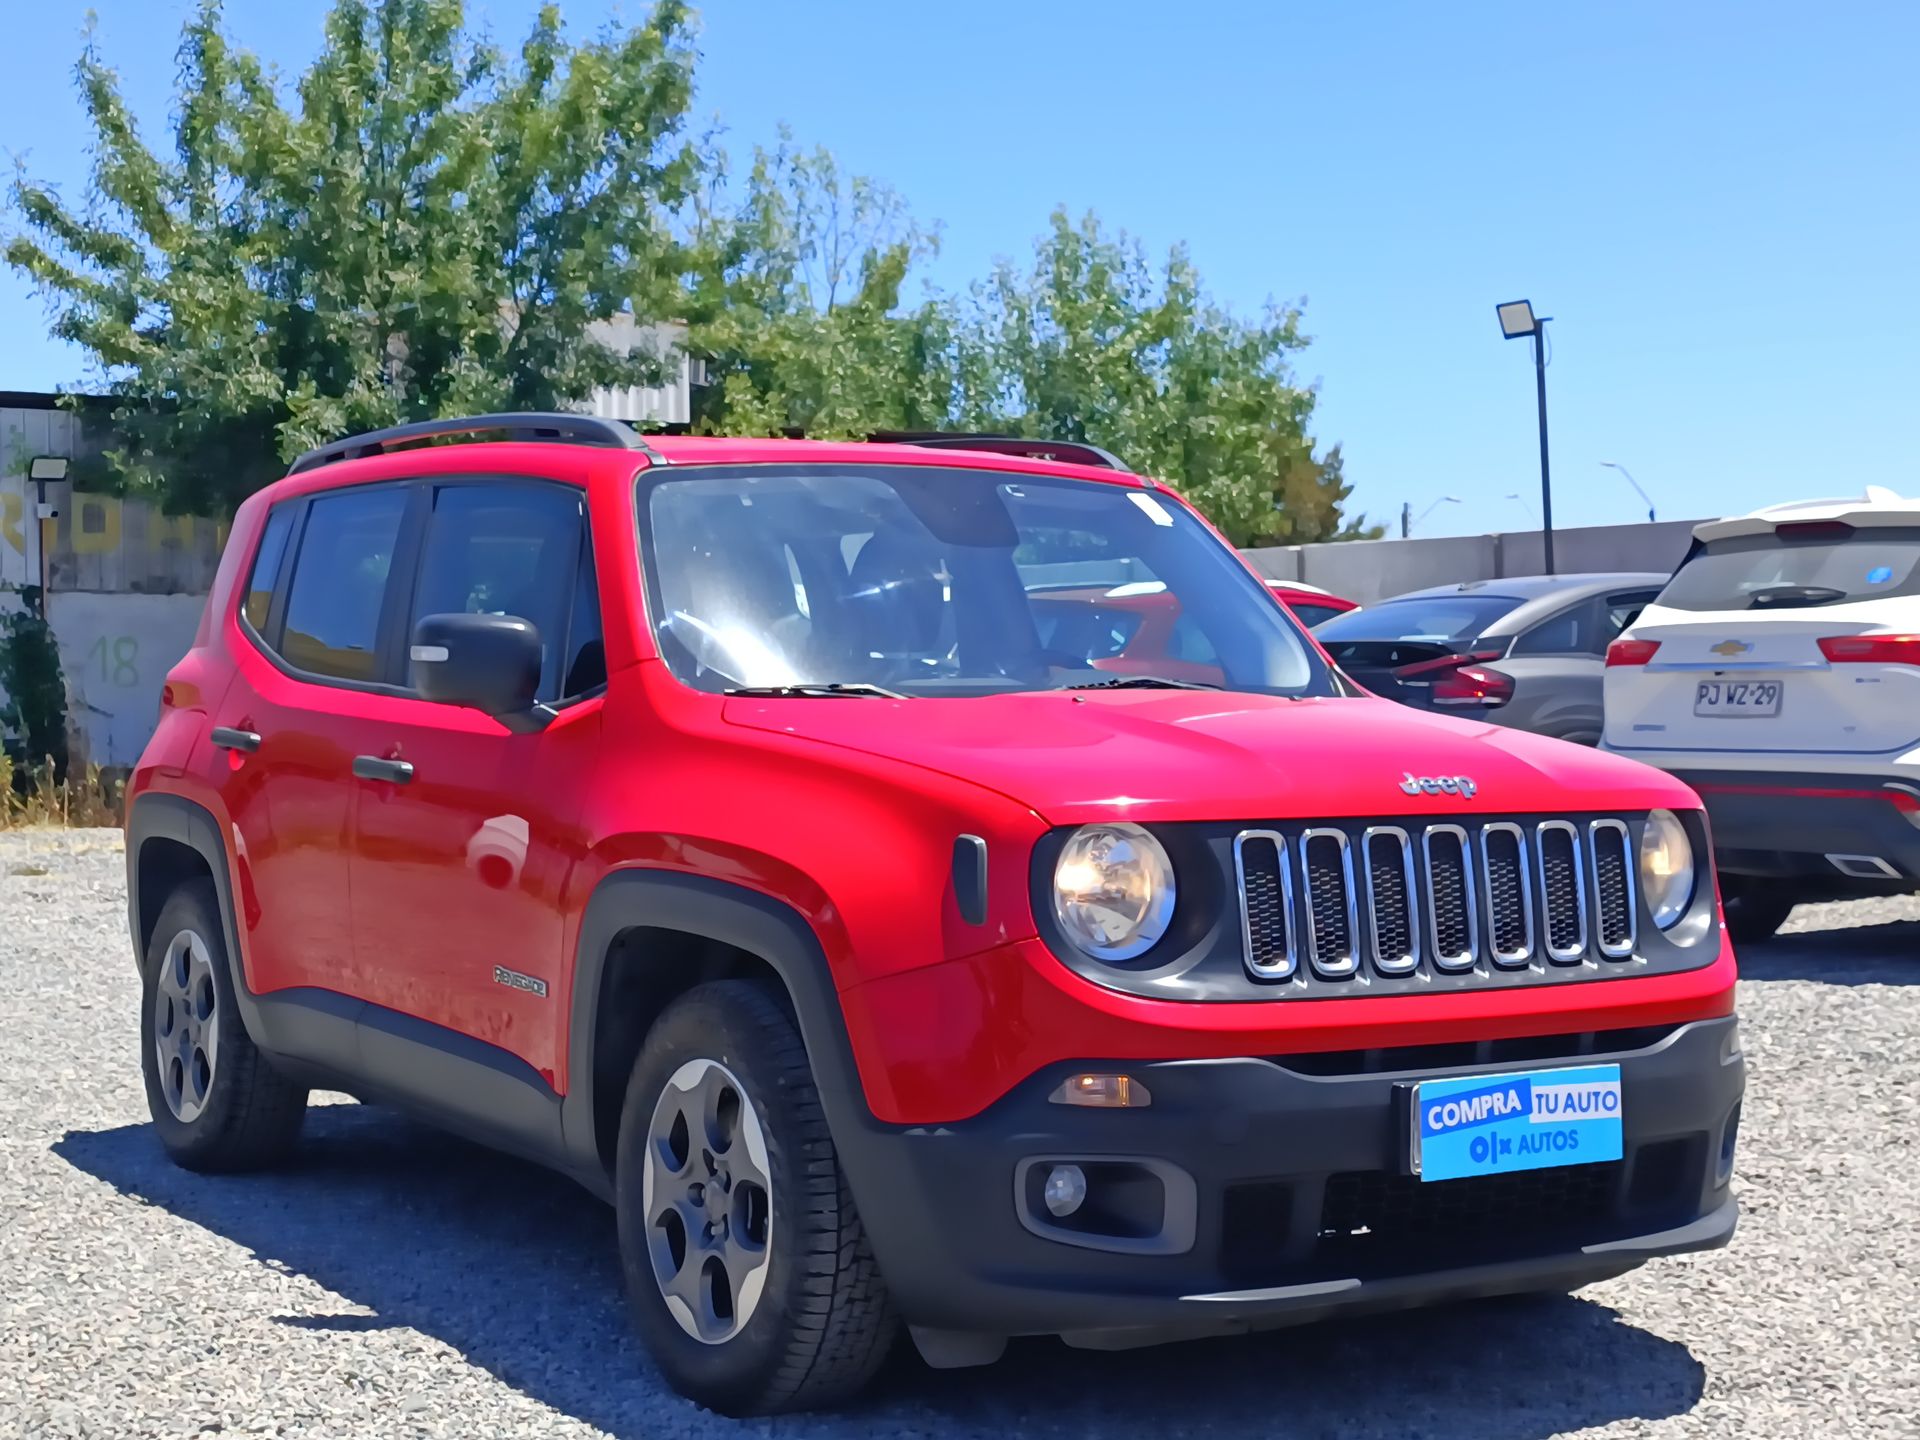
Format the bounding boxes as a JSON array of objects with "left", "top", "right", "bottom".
[{"left": 0, "top": 754, "right": 124, "bottom": 830}]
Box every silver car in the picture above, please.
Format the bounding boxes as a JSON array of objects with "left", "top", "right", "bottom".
[{"left": 1315, "top": 572, "right": 1669, "bottom": 744}]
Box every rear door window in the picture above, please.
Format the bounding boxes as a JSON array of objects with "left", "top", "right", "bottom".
[
  {"left": 1509, "top": 598, "right": 1603, "bottom": 656},
  {"left": 280, "top": 487, "right": 410, "bottom": 682},
  {"left": 1658, "top": 525, "right": 1920, "bottom": 610},
  {"left": 1605, "top": 589, "right": 1661, "bottom": 638}
]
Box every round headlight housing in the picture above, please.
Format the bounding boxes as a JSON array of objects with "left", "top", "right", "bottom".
[
  {"left": 1051, "top": 822, "right": 1176, "bottom": 961},
  {"left": 1639, "top": 808, "right": 1696, "bottom": 930}
]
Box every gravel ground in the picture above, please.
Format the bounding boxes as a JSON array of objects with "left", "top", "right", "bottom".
[{"left": 3, "top": 827, "right": 1916, "bottom": 1439}]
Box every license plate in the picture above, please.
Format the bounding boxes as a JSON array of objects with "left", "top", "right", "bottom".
[
  {"left": 1694, "top": 679, "right": 1782, "bottom": 717},
  {"left": 1411, "top": 1064, "right": 1622, "bottom": 1182}
]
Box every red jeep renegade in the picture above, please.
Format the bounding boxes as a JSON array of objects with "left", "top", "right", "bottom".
[{"left": 126, "top": 415, "right": 1742, "bottom": 1415}]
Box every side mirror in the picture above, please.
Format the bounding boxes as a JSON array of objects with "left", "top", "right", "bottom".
[{"left": 411, "top": 613, "right": 542, "bottom": 716}]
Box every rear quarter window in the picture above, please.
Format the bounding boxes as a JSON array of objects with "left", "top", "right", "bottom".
[
  {"left": 1658, "top": 525, "right": 1920, "bottom": 610},
  {"left": 242, "top": 507, "right": 294, "bottom": 633}
]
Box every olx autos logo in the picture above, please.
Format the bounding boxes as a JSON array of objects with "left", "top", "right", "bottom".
[{"left": 1401, "top": 773, "right": 1477, "bottom": 799}]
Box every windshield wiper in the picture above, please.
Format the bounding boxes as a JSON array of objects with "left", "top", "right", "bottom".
[
  {"left": 1060, "top": 675, "right": 1225, "bottom": 691},
  {"left": 723, "top": 683, "right": 907, "bottom": 699},
  {"left": 1746, "top": 584, "right": 1849, "bottom": 609}
]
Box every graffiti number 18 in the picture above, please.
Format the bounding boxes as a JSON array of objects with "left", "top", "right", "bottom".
[{"left": 86, "top": 634, "right": 141, "bottom": 687}]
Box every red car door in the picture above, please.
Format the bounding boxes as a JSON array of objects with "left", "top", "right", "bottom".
[
  {"left": 212, "top": 484, "right": 412, "bottom": 998},
  {"left": 345, "top": 479, "right": 606, "bottom": 1086}
]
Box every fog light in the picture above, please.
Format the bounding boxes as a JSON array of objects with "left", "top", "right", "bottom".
[
  {"left": 1049, "top": 1073, "right": 1152, "bottom": 1108},
  {"left": 1043, "top": 1164, "right": 1088, "bottom": 1218}
]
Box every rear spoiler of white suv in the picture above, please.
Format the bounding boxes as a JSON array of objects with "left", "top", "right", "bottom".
[{"left": 1694, "top": 486, "right": 1920, "bottom": 542}]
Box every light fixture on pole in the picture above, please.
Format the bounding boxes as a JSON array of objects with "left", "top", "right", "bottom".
[
  {"left": 1495, "top": 300, "right": 1555, "bottom": 575},
  {"left": 1599, "top": 460, "right": 1656, "bottom": 523},
  {"left": 1401, "top": 496, "right": 1462, "bottom": 537},
  {"left": 27, "top": 456, "right": 69, "bottom": 617}
]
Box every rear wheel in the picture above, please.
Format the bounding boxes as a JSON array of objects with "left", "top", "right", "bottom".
[
  {"left": 140, "top": 880, "right": 308, "bottom": 1170},
  {"left": 1720, "top": 874, "right": 1797, "bottom": 944},
  {"left": 615, "top": 980, "right": 897, "bottom": 1415}
]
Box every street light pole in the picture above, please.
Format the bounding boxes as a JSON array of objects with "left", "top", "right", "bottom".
[
  {"left": 1532, "top": 324, "right": 1554, "bottom": 575},
  {"left": 1496, "top": 300, "right": 1556, "bottom": 576},
  {"left": 1600, "top": 461, "right": 1656, "bottom": 523}
]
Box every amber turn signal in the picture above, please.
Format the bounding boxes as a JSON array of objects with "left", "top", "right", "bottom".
[{"left": 1048, "top": 1073, "right": 1151, "bottom": 1108}]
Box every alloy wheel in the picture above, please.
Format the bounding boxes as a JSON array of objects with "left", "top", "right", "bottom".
[
  {"left": 641, "top": 1057, "right": 774, "bottom": 1344},
  {"left": 153, "top": 929, "right": 220, "bottom": 1123}
]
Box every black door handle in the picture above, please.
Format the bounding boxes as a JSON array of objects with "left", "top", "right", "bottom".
[
  {"left": 210, "top": 727, "right": 261, "bottom": 753},
  {"left": 352, "top": 755, "right": 415, "bottom": 785}
]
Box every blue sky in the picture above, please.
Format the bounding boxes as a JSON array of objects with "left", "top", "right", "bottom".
[{"left": 3, "top": 1, "right": 1915, "bottom": 536}]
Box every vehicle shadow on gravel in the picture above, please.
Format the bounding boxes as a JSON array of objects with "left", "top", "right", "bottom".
[
  {"left": 57, "top": 1106, "right": 1707, "bottom": 1439},
  {"left": 1743, "top": 921, "right": 1920, "bottom": 985}
]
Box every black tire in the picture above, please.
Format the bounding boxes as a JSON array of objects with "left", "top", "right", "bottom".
[
  {"left": 140, "top": 879, "right": 308, "bottom": 1170},
  {"left": 615, "top": 979, "right": 897, "bottom": 1415},
  {"left": 1720, "top": 874, "right": 1796, "bottom": 945}
]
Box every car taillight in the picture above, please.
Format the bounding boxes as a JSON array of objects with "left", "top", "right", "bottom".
[
  {"left": 1606, "top": 638, "right": 1661, "bottom": 666},
  {"left": 1388, "top": 649, "right": 1512, "bottom": 707},
  {"left": 1430, "top": 663, "right": 1514, "bottom": 708},
  {"left": 1817, "top": 634, "right": 1920, "bottom": 664}
]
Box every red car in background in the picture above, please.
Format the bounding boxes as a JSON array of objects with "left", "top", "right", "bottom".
[
  {"left": 1266, "top": 580, "right": 1358, "bottom": 628},
  {"left": 1029, "top": 578, "right": 1356, "bottom": 685}
]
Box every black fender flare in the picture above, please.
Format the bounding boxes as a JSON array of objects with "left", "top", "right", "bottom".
[
  {"left": 125, "top": 793, "right": 262, "bottom": 1022},
  {"left": 558, "top": 868, "right": 878, "bottom": 1188}
]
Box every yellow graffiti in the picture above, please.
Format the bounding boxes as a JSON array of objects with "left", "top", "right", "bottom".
[
  {"left": 1, "top": 492, "right": 22, "bottom": 556},
  {"left": 153, "top": 509, "right": 196, "bottom": 550},
  {"left": 72, "top": 495, "right": 123, "bottom": 555}
]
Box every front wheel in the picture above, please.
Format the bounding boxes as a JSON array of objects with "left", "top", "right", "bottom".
[
  {"left": 615, "top": 980, "right": 897, "bottom": 1415},
  {"left": 1719, "top": 874, "right": 1797, "bottom": 944}
]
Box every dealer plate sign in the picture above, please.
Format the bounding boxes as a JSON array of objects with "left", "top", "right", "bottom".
[{"left": 1412, "top": 1065, "right": 1622, "bottom": 1182}]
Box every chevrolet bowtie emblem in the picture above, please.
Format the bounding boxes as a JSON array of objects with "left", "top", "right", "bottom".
[{"left": 1710, "top": 639, "right": 1752, "bottom": 657}]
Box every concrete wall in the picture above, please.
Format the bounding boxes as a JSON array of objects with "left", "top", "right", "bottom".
[
  {"left": 46, "top": 591, "right": 204, "bottom": 767},
  {"left": 1244, "top": 518, "right": 1704, "bottom": 604}
]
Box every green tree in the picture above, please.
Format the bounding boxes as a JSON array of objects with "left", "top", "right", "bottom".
[
  {"left": 683, "top": 137, "right": 957, "bottom": 438},
  {"left": 955, "top": 210, "right": 1373, "bottom": 546},
  {"left": 6, "top": 0, "right": 699, "bottom": 513}
]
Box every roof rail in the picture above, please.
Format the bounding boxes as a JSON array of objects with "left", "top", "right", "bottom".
[
  {"left": 867, "top": 431, "right": 1126, "bottom": 471},
  {"left": 287, "top": 412, "right": 661, "bottom": 476}
]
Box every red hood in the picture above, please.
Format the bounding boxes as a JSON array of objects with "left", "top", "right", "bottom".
[{"left": 721, "top": 691, "right": 1696, "bottom": 826}]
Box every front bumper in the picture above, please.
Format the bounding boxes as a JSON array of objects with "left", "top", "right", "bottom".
[{"left": 837, "top": 1016, "right": 1742, "bottom": 1345}]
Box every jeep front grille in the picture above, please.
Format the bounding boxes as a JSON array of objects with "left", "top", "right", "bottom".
[{"left": 1236, "top": 817, "right": 1643, "bottom": 986}]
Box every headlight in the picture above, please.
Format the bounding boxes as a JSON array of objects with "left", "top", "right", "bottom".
[
  {"left": 1052, "top": 823, "right": 1176, "bottom": 960},
  {"left": 1639, "top": 809, "right": 1696, "bottom": 930}
]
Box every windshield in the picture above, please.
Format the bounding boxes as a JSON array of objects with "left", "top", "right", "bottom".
[
  {"left": 638, "top": 465, "right": 1333, "bottom": 697},
  {"left": 1658, "top": 525, "right": 1920, "bottom": 610},
  {"left": 1314, "top": 594, "right": 1524, "bottom": 646}
]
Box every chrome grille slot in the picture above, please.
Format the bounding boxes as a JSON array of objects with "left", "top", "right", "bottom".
[
  {"left": 1227, "top": 814, "right": 1651, "bottom": 988},
  {"left": 1361, "top": 827, "right": 1419, "bottom": 974},
  {"left": 1535, "top": 821, "right": 1587, "bottom": 963},
  {"left": 1589, "top": 819, "right": 1636, "bottom": 958},
  {"left": 1479, "top": 822, "right": 1534, "bottom": 966},
  {"left": 1299, "top": 829, "right": 1359, "bottom": 978},
  {"left": 1421, "top": 824, "right": 1478, "bottom": 970},
  {"left": 1234, "top": 830, "right": 1296, "bottom": 979}
]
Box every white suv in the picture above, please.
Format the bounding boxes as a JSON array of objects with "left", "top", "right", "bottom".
[{"left": 1603, "top": 486, "right": 1920, "bottom": 941}]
